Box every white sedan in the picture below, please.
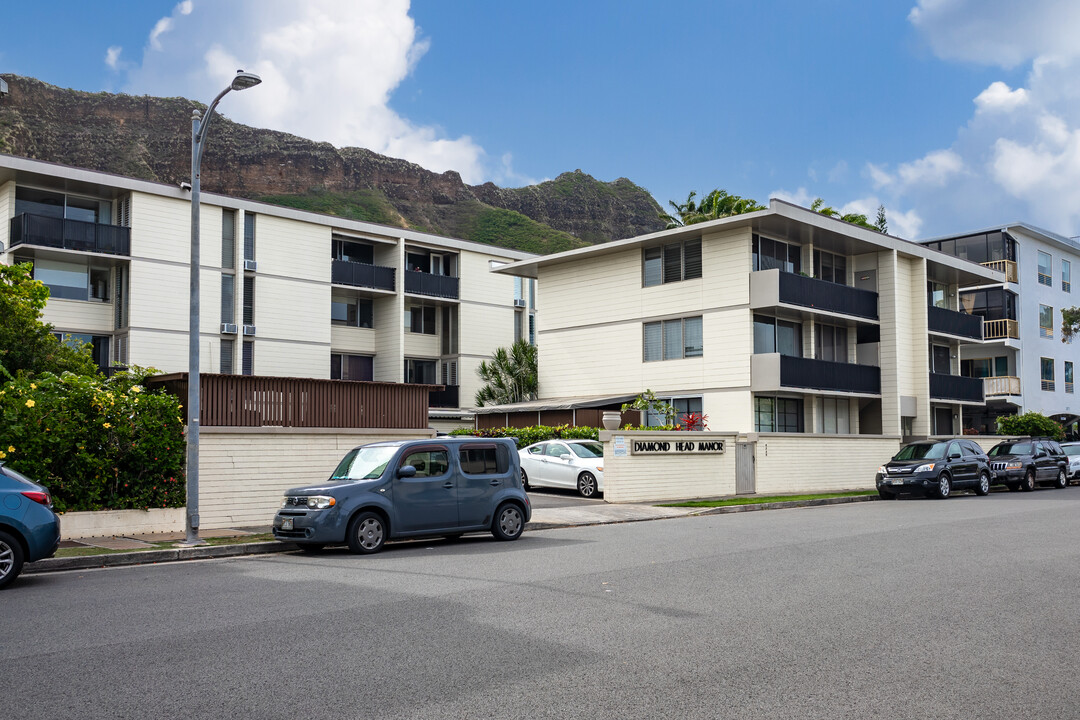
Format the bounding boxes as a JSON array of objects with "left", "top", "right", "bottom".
[{"left": 519, "top": 440, "right": 604, "bottom": 497}]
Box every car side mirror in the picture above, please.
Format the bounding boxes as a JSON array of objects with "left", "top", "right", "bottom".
[
  {"left": 949, "top": 453, "right": 961, "bottom": 460},
  {"left": 397, "top": 465, "right": 417, "bottom": 478}
]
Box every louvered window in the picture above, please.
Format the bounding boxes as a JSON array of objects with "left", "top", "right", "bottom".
[
  {"left": 243, "top": 213, "right": 256, "bottom": 262},
  {"left": 222, "top": 210, "right": 236, "bottom": 269},
  {"left": 113, "top": 266, "right": 127, "bottom": 328},
  {"left": 243, "top": 276, "right": 254, "bottom": 326},
  {"left": 644, "top": 240, "right": 702, "bottom": 287},
  {"left": 663, "top": 243, "right": 683, "bottom": 283},
  {"left": 643, "top": 321, "right": 663, "bottom": 361},
  {"left": 683, "top": 240, "right": 702, "bottom": 279},
  {"left": 221, "top": 275, "right": 235, "bottom": 324},
  {"left": 242, "top": 341, "right": 254, "bottom": 376},
  {"left": 220, "top": 339, "right": 234, "bottom": 374}
]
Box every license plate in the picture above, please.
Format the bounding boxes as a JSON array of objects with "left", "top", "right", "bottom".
[
  {"left": 890, "top": 478, "right": 905, "bottom": 485},
  {"left": 281, "top": 518, "right": 294, "bottom": 530}
]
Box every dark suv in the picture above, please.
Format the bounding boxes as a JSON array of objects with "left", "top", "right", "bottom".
[
  {"left": 876, "top": 439, "right": 991, "bottom": 499},
  {"left": 987, "top": 438, "right": 1069, "bottom": 491}
]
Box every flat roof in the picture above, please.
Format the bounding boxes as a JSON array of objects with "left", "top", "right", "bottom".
[{"left": 921, "top": 222, "right": 1080, "bottom": 258}]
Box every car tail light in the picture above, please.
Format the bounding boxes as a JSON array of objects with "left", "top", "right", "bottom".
[{"left": 21, "top": 491, "right": 51, "bottom": 506}]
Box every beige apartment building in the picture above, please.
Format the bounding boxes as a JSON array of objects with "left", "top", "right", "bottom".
[
  {"left": 0, "top": 155, "right": 536, "bottom": 423},
  {"left": 496, "top": 199, "right": 1003, "bottom": 440}
]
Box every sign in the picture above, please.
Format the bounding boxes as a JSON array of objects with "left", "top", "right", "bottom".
[
  {"left": 630, "top": 439, "right": 726, "bottom": 455},
  {"left": 612, "top": 435, "right": 628, "bottom": 458}
]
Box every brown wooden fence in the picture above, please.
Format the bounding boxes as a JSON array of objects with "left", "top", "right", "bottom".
[{"left": 147, "top": 374, "right": 435, "bottom": 429}]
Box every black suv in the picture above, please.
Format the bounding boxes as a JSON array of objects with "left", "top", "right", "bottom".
[
  {"left": 876, "top": 439, "right": 991, "bottom": 499},
  {"left": 987, "top": 438, "right": 1069, "bottom": 491}
]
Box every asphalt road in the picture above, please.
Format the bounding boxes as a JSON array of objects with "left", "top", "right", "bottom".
[
  {"left": 527, "top": 486, "right": 607, "bottom": 508},
  {"left": 4, "top": 489, "right": 1080, "bottom": 719}
]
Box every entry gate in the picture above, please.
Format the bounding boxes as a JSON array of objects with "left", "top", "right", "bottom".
[{"left": 735, "top": 442, "right": 755, "bottom": 494}]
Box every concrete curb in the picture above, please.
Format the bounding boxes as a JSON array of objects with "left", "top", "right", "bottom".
[{"left": 687, "top": 494, "right": 879, "bottom": 516}]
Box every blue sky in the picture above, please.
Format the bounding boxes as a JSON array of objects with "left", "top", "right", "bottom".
[{"left": 3, "top": 0, "right": 1079, "bottom": 241}]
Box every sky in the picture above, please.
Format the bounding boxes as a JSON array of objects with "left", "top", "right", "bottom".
[{"left": 2, "top": 0, "right": 1080, "bottom": 242}]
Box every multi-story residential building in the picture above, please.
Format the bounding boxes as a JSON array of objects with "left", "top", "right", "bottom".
[
  {"left": 492, "top": 199, "right": 1001, "bottom": 440},
  {"left": 921, "top": 224, "right": 1080, "bottom": 436},
  {"left": 0, "top": 154, "right": 535, "bottom": 426}
]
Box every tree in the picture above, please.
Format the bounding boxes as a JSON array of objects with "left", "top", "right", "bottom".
[
  {"left": 810, "top": 197, "right": 882, "bottom": 232},
  {"left": 659, "top": 189, "right": 765, "bottom": 229},
  {"left": 1062, "top": 307, "right": 1080, "bottom": 343},
  {"left": 0, "top": 263, "right": 99, "bottom": 379},
  {"left": 474, "top": 339, "right": 538, "bottom": 406},
  {"left": 875, "top": 204, "right": 888, "bottom": 234},
  {"left": 997, "top": 412, "right": 1064, "bottom": 441}
]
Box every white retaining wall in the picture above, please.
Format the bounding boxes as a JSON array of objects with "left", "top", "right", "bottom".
[
  {"left": 598, "top": 431, "right": 739, "bottom": 503},
  {"left": 59, "top": 508, "right": 185, "bottom": 539},
  {"left": 754, "top": 434, "right": 901, "bottom": 494}
]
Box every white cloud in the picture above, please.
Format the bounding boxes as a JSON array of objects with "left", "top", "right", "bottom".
[
  {"left": 974, "top": 81, "right": 1028, "bottom": 113},
  {"left": 769, "top": 186, "right": 815, "bottom": 208},
  {"left": 896, "top": 150, "right": 964, "bottom": 187},
  {"left": 105, "top": 46, "right": 122, "bottom": 71},
  {"left": 121, "top": 0, "right": 518, "bottom": 185}
]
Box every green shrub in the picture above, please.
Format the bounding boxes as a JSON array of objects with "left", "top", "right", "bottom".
[
  {"left": 450, "top": 424, "right": 600, "bottom": 446},
  {"left": 0, "top": 367, "right": 185, "bottom": 512},
  {"left": 996, "top": 412, "right": 1064, "bottom": 441}
]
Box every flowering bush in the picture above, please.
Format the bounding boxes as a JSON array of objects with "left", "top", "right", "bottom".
[{"left": 0, "top": 367, "right": 185, "bottom": 512}]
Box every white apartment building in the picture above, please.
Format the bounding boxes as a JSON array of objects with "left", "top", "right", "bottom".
[
  {"left": 0, "top": 154, "right": 536, "bottom": 423},
  {"left": 921, "top": 224, "right": 1080, "bottom": 436},
  {"left": 494, "top": 200, "right": 1003, "bottom": 440}
]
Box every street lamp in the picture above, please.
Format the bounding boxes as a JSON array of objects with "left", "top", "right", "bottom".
[{"left": 184, "top": 70, "right": 262, "bottom": 545}]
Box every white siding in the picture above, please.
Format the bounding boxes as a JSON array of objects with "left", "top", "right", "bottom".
[
  {"left": 754, "top": 434, "right": 899, "bottom": 494},
  {"left": 42, "top": 298, "right": 114, "bottom": 334}
]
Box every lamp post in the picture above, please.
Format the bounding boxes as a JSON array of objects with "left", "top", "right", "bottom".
[{"left": 185, "top": 70, "right": 262, "bottom": 545}]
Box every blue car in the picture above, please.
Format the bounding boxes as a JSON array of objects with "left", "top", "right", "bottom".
[
  {"left": 0, "top": 462, "right": 61, "bottom": 589},
  {"left": 272, "top": 437, "right": 530, "bottom": 554}
]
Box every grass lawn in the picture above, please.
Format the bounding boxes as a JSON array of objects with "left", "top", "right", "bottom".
[{"left": 661, "top": 491, "right": 876, "bottom": 508}]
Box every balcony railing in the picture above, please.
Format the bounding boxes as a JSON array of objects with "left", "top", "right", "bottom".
[
  {"left": 10, "top": 213, "right": 131, "bottom": 256},
  {"left": 776, "top": 271, "right": 878, "bottom": 319},
  {"left": 984, "top": 318, "right": 1019, "bottom": 340},
  {"left": 779, "top": 355, "right": 881, "bottom": 394},
  {"left": 980, "top": 259, "right": 1017, "bottom": 283},
  {"left": 405, "top": 270, "right": 460, "bottom": 299},
  {"left": 331, "top": 259, "right": 395, "bottom": 291},
  {"left": 929, "top": 373, "right": 984, "bottom": 403},
  {"left": 985, "top": 376, "right": 1021, "bottom": 397},
  {"left": 429, "top": 384, "right": 460, "bottom": 408},
  {"left": 928, "top": 306, "right": 983, "bottom": 341}
]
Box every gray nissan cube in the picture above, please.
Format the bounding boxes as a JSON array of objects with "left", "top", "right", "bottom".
[{"left": 272, "top": 437, "right": 530, "bottom": 554}]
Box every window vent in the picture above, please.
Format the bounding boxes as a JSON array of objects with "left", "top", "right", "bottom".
[
  {"left": 243, "top": 259, "right": 258, "bottom": 272},
  {"left": 243, "top": 325, "right": 257, "bottom": 336},
  {"left": 220, "top": 323, "right": 238, "bottom": 335}
]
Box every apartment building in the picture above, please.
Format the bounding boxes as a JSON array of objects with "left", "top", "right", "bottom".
[
  {"left": 921, "top": 224, "right": 1080, "bottom": 435},
  {"left": 493, "top": 199, "right": 1002, "bottom": 439},
  {"left": 0, "top": 155, "right": 536, "bottom": 423}
]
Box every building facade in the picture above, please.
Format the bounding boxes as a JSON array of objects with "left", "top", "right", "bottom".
[
  {"left": 496, "top": 200, "right": 1002, "bottom": 439},
  {"left": 921, "top": 224, "right": 1080, "bottom": 435},
  {"left": 0, "top": 154, "right": 536, "bottom": 419}
]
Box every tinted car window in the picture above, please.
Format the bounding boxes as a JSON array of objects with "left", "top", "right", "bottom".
[
  {"left": 402, "top": 449, "right": 449, "bottom": 477},
  {"left": 894, "top": 443, "right": 947, "bottom": 461},
  {"left": 991, "top": 442, "right": 1032, "bottom": 456},
  {"left": 528, "top": 444, "right": 545, "bottom": 455},
  {"left": 961, "top": 443, "right": 979, "bottom": 457},
  {"left": 1063, "top": 445, "right": 1080, "bottom": 456},
  {"left": 545, "top": 444, "right": 570, "bottom": 458},
  {"left": 947, "top": 442, "right": 962, "bottom": 458},
  {"left": 569, "top": 442, "right": 603, "bottom": 458},
  {"left": 460, "top": 445, "right": 505, "bottom": 475}
]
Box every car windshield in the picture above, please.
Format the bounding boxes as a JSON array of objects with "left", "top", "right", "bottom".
[
  {"left": 893, "top": 443, "right": 947, "bottom": 461},
  {"left": 329, "top": 446, "right": 397, "bottom": 482},
  {"left": 569, "top": 442, "right": 603, "bottom": 458},
  {"left": 990, "top": 442, "right": 1032, "bottom": 456},
  {"left": 1064, "top": 445, "right": 1080, "bottom": 456}
]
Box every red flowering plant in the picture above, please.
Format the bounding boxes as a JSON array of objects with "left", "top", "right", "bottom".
[{"left": 676, "top": 412, "right": 709, "bottom": 431}]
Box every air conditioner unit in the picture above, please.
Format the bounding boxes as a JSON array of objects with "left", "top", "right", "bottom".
[
  {"left": 243, "top": 259, "right": 258, "bottom": 272},
  {"left": 220, "top": 323, "right": 238, "bottom": 335},
  {"left": 242, "top": 325, "right": 257, "bottom": 336},
  {"left": 513, "top": 298, "right": 526, "bottom": 307}
]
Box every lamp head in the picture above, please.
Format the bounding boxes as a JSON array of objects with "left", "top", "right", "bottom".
[{"left": 231, "top": 70, "right": 262, "bottom": 91}]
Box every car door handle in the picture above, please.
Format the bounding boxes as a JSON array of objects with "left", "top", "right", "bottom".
[
  {"left": 443, "top": 482, "right": 454, "bottom": 489},
  {"left": 490, "top": 479, "right": 501, "bottom": 486}
]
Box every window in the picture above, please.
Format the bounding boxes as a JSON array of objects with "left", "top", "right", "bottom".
[
  {"left": 333, "top": 238, "right": 374, "bottom": 264},
  {"left": 755, "top": 397, "right": 803, "bottom": 433},
  {"left": 817, "top": 397, "right": 851, "bottom": 434},
  {"left": 815, "top": 324, "right": 849, "bottom": 363},
  {"left": 753, "top": 315, "right": 802, "bottom": 357},
  {"left": 813, "top": 249, "right": 848, "bottom": 285},
  {"left": 643, "top": 317, "right": 702, "bottom": 361},
  {"left": 331, "top": 353, "right": 374, "bottom": 381},
  {"left": 752, "top": 235, "right": 801, "bottom": 274},
  {"left": 1067, "top": 361, "right": 1074, "bottom": 394},
  {"left": 222, "top": 210, "right": 236, "bottom": 269},
  {"left": 15, "top": 187, "right": 111, "bottom": 223},
  {"left": 400, "top": 449, "right": 449, "bottom": 478},
  {"left": 528, "top": 314, "right": 536, "bottom": 345},
  {"left": 644, "top": 396, "right": 703, "bottom": 427},
  {"left": 331, "top": 296, "right": 374, "bottom": 328},
  {"left": 29, "top": 258, "right": 110, "bottom": 302},
  {"left": 243, "top": 213, "right": 256, "bottom": 262},
  {"left": 1064, "top": 260, "right": 1072, "bottom": 293},
  {"left": 459, "top": 445, "right": 510, "bottom": 475},
  {"left": 959, "top": 288, "right": 1017, "bottom": 320},
  {"left": 404, "top": 358, "right": 437, "bottom": 384},
  {"left": 243, "top": 276, "right": 255, "bottom": 326},
  {"left": 1038, "top": 251, "right": 1052, "bottom": 286},
  {"left": 407, "top": 306, "right": 436, "bottom": 334},
  {"left": 221, "top": 275, "right": 235, "bottom": 324},
  {"left": 643, "top": 240, "right": 701, "bottom": 287},
  {"left": 514, "top": 309, "right": 523, "bottom": 343},
  {"left": 242, "top": 340, "right": 254, "bottom": 376},
  {"left": 962, "top": 356, "right": 1009, "bottom": 378},
  {"left": 220, "top": 339, "right": 234, "bottom": 374},
  {"left": 927, "top": 281, "right": 948, "bottom": 309},
  {"left": 1041, "top": 357, "right": 1055, "bottom": 391},
  {"left": 931, "top": 345, "right": 951, "bottom": 375},
  {"left": 1040, "top": 305, "right": 1053, "bottom": 338},
  {"left": 55, "top": 333, "right": 110, "bottom": 371}
]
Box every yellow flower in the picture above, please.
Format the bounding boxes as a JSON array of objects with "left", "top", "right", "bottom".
[
  {"left": 6, "top": 446, "right": 13, "bottom": 453},
  {"left": 103, "top": 422, "right": 112, "bottom": 429},
  {"left": 0, "top": 451, "right": 6, "bottom": 460},
  {"left": 25, "top": 399, "right": 35, "bottom": 408},
  {"left": 30, "top": 383, "right": 36, "bottom": 390},
  {"left": 131, "top": 385, "right": 143, "bottom": 394}
]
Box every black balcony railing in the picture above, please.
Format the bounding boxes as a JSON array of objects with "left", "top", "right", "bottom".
[
  {"left": 331, "top": 259, "right": 396, "bottom": 291},
  {"left": 776, "top": 271, "right": 877, "bottom": 319},
  {"left": 929, "top": 373, "right": 984, "bottom": 403},
  {"left": 927, "top": 305, "right": 983, "bottom": 341},
  {"left": 429, "top": 385, "right": 459, "bottom": 408},
  {"left": 10, "top": 213, "right": 131, "bottom": 256},
  {"left": 779, "top": 355, "right": 881, "bottom": 394},
  {"left": 405, "top": 270, "right": 460, "bottom": 299}
]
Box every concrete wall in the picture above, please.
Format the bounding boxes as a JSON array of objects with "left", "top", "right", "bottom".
[
  {"left": 754, "top": 434, "right": 900, "bottom": 494},
  {"left": 59, "top": 508, "right": 185, "bottom": 539},
  {"left": 598, "top": 431, "right": 740, "bottom": 503}
]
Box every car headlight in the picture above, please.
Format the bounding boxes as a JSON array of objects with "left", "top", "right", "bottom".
[
  {"left": 1005, "top": 462, "right": 1022, "bottom": 470},
  {"left": 280, "top": 497, "right": 290, "bottom": 508},
  {"left": 307, "top": 495, "right": 336, "bottom": 510},
  {"left": 914, "top": 463, "right": 936, "bottom": 473},
  {"left": 878, "top": 465, "right": 887, "bottom": 475}
]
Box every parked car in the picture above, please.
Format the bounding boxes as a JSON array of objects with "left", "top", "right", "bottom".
[
  {"left": 518, "top": 440, "right": 604, "bottom": 497},
  {"left": 876, "top": 439, "right": 991, "bottom": 499},
  {"left": 987, "top": 438, "right": 1069, "bottom": 491},
  {"left": 1060, "top": 442, "right": 1080, "bottom": 484},
  {"left": 272, "top": 437, "right": 530, "bottom": 554},
  {"left": 0, "top": 462, "right": 61, "bottom": 590}
]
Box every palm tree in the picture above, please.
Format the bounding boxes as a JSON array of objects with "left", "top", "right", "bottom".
[
  {"left": 811, "top": 197, "right": 882, "bottom": 232},
  {"left": 474, "top": 339, "right": 538, "bottom": 406},
  {"left": 659, "top": 189, "right": 765, "bottom": 228}
]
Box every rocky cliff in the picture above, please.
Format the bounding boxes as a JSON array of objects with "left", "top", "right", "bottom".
[{"left": 0, "top": 75, "right": 664, "bottom": 252}]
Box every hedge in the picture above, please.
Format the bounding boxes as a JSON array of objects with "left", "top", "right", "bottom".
[
  {"left": 450, "top": 423, "right": 690, "bottom": 447},
  {"left": 997, "top": 412, "right": 1065, "bottom": 441},
  {"left": 0, "top": 367, "right": 185, "bottom": 512}
]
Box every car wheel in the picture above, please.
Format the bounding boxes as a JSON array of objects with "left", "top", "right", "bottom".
[
  {"left": 520, "top": 468, "right": 530, "bottom": 491},
  {"left": 974, "top": 471, "right": 991, "bottom": 496},
  {"left": 1055, "top": 468, "right": 1067, "bottom": 489},
  {"left": 1021, "top": 469, "right": 1036, "bottom": 492},
  {"left": 935, "top": 474, "right": 951, "bottom": 499},
  {"left": 577, "top": 472, "right": 599, "bottom": 498},
  {"left": 298, "top": 543, "right": 326, "bottom": 553},
  {"left": 491, "top": 503, "right": 524, "bottom": 541},
  {"left": 346, "top": 511, "right": 387, "bottom": 554},
  {"left": 877, "top": 488, "right": 895, "bottom": 500},
  {"left": 0, "top": 530, "right": 25, "bottom": 591}
]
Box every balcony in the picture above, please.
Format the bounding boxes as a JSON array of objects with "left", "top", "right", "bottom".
[
  {"left": 429, "top": 385, "right": 460, "bottom": 408},
  {"left": 752, "top": 353, "right": 881, "bottom": 395},
  {"left": 927, "top": 306, "right": 983, "bottom": 341},
  {"left": 331, "top": 259, "right": 395, "bottom": 291},
  {"left": 405, "top": 270, "right": 459, "bottom": 299},
  {"left": 10, "top": 213, "right": 131, "bottom": 256},
  {"left": 983, "top": 318, "right": 1019, "bottom": 340},
  {"left": 750, "top": 269, "right": 877, "bottom": 320},
  {"left": 980, "top": 259, "right": 1017, "bottom": 283},
  {"left": 929, "top": 373, "right": 984, "bottom": 403},
  {"left": 984, "top": 376, "right": 1021, "bottom": 397}
]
